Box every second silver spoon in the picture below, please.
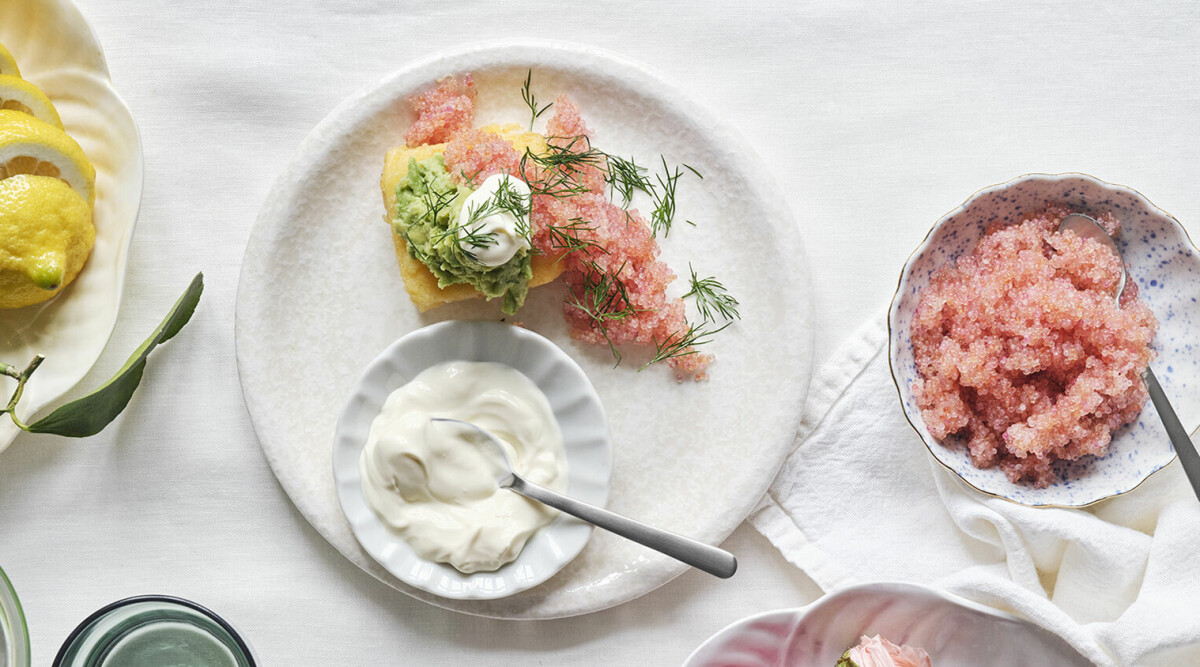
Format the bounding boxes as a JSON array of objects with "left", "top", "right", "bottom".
[
  {"left": 1059, "top": 214, "right": 1200, "bottom": 501},
  {"left": 432, "top": 418, "right": 738, "bottom": 579}
]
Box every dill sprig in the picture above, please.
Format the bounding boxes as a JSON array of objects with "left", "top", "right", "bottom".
[
  {"left": 464, "top": 175, "right": 532, "bottom": 240},
  {"left": 416, "top": 185, "right": 456, "bottom": 225},
  {"left": 519, "top": 137, "right": 606, "bottom": 200},
  {"left": 431, "top": 176, "right": 532, "bottom": 262},
  {"left": 650, "top": 157, "right": 680, "bottom": 237},
  {"left": 546, "top": 217, "right": 606, "bottom": 257},
  {"left": 520, "top": 69, "right": 553, "bottom": 131},
  {"left": 683, "top": 265, "right": 740, "bottom": 322},
  {"left": 459, "top": 168, "right": 485, "bottom": 187},
  {"left": 650, "top": 158, "right": 704, "bottom": 237},
  {"left": 639, "top": 321, "right": 730, "bottom": 371},
  {"left": 605, "top": 154, "right": 655, "bottom": 206},
  {"left": 566, "top": 260, "right": 639, "bottom": 364}
]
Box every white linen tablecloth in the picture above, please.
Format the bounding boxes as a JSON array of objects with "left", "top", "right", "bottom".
[
  {"left": 2, "top": 0, "right": 1198, "bottom": 664},
  {"left": 750, "top": 317, "right": 1200, "bottom": 666}
]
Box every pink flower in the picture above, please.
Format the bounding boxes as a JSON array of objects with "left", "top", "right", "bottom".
[{"left": 840, "top": 635, "right": 932, "bottom": 667}]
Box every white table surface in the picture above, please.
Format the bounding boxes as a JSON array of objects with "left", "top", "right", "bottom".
[{"left": 2, "top": 1, "right": 1198, "bottom": 664}]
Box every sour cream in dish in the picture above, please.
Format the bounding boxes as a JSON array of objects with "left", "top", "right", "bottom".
[{"left": 358, "top": 360, "right": 566, "bottom": 573}]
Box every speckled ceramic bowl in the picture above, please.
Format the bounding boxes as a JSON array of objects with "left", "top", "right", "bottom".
[{"left": 889, "top": 174, "right": 1200, "bottom": 507}]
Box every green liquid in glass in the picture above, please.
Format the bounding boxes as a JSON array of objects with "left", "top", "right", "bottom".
[{"left": 100, "top": 621, "right": 237, "bottom": 667}]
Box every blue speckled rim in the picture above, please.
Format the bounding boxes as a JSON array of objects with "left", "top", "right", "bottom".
[{"left": 887, "top": 172, "right": 1200, "bottom": 509}]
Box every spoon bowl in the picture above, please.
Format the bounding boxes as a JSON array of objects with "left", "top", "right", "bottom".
[
  {"left": 1058, "top": 213, "right": 1127, "bottom": 300},
  {"left": 1056, "top": 213, "right": 1200, "bottom": 501}
]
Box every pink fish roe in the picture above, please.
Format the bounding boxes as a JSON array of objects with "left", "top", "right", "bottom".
[
  {"left": 429, "top": 78, "right": 708, "bottom": 379},
  {"left": 910, "top": 206, "right": 1157, "bottom": 487},
  {"left": 404, "top": 75, "right": 476, "bottom": 147}
]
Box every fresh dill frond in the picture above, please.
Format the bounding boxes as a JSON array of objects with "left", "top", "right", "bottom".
[
  {"left": 520, "top": 69, "right": 553, "bottom": 131},
  {"left": 518, "top": 136, "right": 607, "bottom": 200},
  {"left": 464, "top": 176, "right": 532, "bottom": 241},
  {"left": 605, "top": 154, "right": 655, "bottom": 206},
  {"left": 431, "top": 176, "right": 533, "bottom": 261},
  {"left": 546, "top": 217, "right": 606, "bottom": 257},
  {"left": 639, "top": 321, "right": 730, "bottom": 371},
  {"left": 417, "top": 186, "right": 457, "bottom": 227},
  {"left": 459, "top": 168, "right": 485, "bottom": 187},
  {"left": 683, "top": 265, "right": 740, "bottom": 322},
  {"left": 566, "top": 260, "right": 639, "bottom": 365},
  {"left": 650, "top": 157, "right": 681, "bottom": 237},
  {"left": 650, "top": 157, "right": 704, "bottom": 237}
]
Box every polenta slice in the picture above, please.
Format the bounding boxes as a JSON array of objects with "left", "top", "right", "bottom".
[{"left": 380, "top": 123, "right": 563, "bottom": 312}]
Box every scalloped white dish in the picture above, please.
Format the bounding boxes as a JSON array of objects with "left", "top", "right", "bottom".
[
  {"left": 332, "top": 321, "right": 611, "bottom": 600},
  {"left": 0, "top": 0, "right": 143, "bottom": 453},
  {"left": 685, "top": 582, "right": 1092, "bottom": 667},
  {"left": 889, "top": 174, "right": 1200, "bottom": 507},
  {"left": 236, "top": 40, "right": 813, "bottom": 618}
]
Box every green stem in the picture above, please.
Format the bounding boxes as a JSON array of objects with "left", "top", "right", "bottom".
[
  {"left": 4, "top": 355, "right": 44, "bottom": 432},
  {"left": 1, "top": 362, "right": 19, "bottom": 380}
]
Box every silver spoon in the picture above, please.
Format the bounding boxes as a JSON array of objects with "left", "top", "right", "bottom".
[
  {"left": 431, "top": 418, "right": 738, "bottom": 578},
  {"left": 1059, "top": 214, "right": 1200, "bottom": 500}
]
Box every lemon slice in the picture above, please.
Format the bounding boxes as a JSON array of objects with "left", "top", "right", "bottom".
[
  {"left": 0, "top": 42, "right": 19, "bottom": 78},
  {"left": 0, "top": 109, "right": 94, "bottom": 207},
  {"left": 0, "top": 75, "right": 62, "bottom": 128},
  {"left": 0, "top": 174, "right": 94, "bottom": 309}
]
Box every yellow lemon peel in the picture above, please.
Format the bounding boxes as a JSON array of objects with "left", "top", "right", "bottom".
[
  {"left": 0, "top": 109, "right": 95, "bottom": 207},
  {"left": 0, "top": 174, "right": 94, "bottom": 309},
  {"left": 0, "top": 75, "right": 62, "bottom": 128}
]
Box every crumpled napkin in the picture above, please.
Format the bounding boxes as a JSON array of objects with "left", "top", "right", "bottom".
[{"left": 750, "top": 317, "right": 1200, "bottom": 666}]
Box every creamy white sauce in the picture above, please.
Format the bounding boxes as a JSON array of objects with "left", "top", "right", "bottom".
[
  {"left": 456, "top": 173, "right": 532, "bottom": 267},
  {"left": 359, "top": 360, "right": 566, "bottom": 573}
]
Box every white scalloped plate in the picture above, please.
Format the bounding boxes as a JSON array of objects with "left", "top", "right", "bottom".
[
  {"left": 332, "top": 321, "right": 611, "bottom": 600},
  {"left": 236, "top": 40, "right": 814, "bottom": 618},
  {"left": 0, "top": 0, "right": 143, "bottom": 453},
  {"left": 685, "top": 583, "right": 1092, "bottom": 667}
]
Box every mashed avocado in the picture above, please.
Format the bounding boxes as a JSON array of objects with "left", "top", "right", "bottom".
[{"left": 392, "top": 156, "right": 532, "bottom": 314}]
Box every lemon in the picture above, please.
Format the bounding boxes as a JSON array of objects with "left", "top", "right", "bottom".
[
  {"left": 0, "top": 174, "right": 94, "bottom": 309},
  {"left": 0, "top": 109, "right": 94, "bottom": 206},
  {"left": 0, "top": 75, "right": 62, "bottom": 128},
  {"left": 0, "top": 43, "right": 18, "bottom": 78}
]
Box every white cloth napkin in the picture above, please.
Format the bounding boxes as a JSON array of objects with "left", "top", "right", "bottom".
[{"left": 750, "top": 316, "right": 1200, "bottom": 667}]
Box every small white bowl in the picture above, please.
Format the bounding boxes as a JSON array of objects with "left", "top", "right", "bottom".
[
  {"left": 889, "top": 174, "right": 1200, "bottom": 507},
  {"left": 685, "top": 582, "right": 1092, "bottom": 666},
  {"left": 332, "top": 320, "right": 612, "bottom": 600}
]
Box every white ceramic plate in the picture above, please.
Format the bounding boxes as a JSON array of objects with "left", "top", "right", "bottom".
[
  {"left": 685, "top": 582, "right": 1091, "bottom": 667},
  {"left": 236, "top": 40, "right": 814, "bottom": 618},
  {"left": 332, "top": 321, "right": 611, "bottom": 600},
  {"left": 889, "top": 174, "right": 1200, "bottom": 507},
  {"left": 0, "top": 0, "right": 143, "bottom": 453}
]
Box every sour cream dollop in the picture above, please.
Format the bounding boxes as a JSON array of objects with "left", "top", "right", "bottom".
[
  {"left": 358, "top": 360, "right": 567, "bottom": 573},
  {"left": 456, "top": 173, "right": 532, "bottom": 267}
]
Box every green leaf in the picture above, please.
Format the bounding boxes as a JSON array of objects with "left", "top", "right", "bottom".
[{"left": 26, "top": 273, "right": 204, "bottom": 437}]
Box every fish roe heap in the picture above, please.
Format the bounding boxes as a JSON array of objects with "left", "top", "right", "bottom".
[
  {"left": 415, "top": 79, "right": 709, "bottom": 380},
  {"left": 910, "top": 206, "right": 1157, "bottom": 487},
  {"left": 404, "top": 75, "right": 477, "bottom": 147}
]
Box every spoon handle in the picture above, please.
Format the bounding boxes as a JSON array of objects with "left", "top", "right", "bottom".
[
  {"left": 508, "top": 475, "right": 737, "bottom": 579},
  {"left": 1144, "top": 369, "right": 1200, "bottom": 501}
]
